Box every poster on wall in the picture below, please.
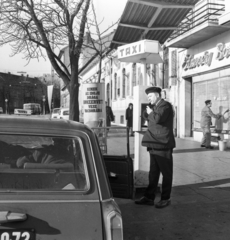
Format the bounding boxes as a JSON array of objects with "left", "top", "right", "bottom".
[{"left": 82, "top": 83, "right": 106, "bottom": 128}]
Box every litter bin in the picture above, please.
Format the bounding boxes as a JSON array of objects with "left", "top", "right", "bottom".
[{"left": 218, "top": 140, "right": 227, "bottom": 151}]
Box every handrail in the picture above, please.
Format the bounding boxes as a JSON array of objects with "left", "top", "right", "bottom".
[{"left": 168, "top": 2, "right": 225, "bottom": 42}]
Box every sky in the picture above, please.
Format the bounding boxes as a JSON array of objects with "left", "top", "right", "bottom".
[{"left": 0, "top": 0, "right": 127, "bottom": 77}]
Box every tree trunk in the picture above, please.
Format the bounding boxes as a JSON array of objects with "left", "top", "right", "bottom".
[
  {"left": 69, "top": 70, "right": 80, "bottom": 122},
  {"left": 97, "top": 56, "right": 102, "bottom": 83}
]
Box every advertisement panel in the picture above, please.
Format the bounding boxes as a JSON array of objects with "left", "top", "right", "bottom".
[{"left": 82, "top": 83, "right": 105, "bottom": 128}]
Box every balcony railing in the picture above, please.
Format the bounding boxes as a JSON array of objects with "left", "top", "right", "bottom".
[{"left": 168, "top": 1, "right": 225, "bottom": 42}]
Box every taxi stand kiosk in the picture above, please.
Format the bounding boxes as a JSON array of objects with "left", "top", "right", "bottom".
[
  {"left": 118, "top": 40, "right": 163, "bottom": 187},
  {"left": 133, "top": 86, "right": 152, "bottom": 186}
]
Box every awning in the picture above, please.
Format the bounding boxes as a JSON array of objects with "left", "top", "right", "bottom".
[{"left": 111, "top": 0, "right": 200, "bottom": 49}]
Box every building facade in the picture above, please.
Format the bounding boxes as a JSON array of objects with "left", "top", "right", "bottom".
[
  {"left": 0, "top": 72, "right": 60, "bottom": 114},
  {"left": 166, "top": 0, "right": 230, "bottom": 141},
  {"left": 78, "top": 48, "right": 168, "bottom": 126}
]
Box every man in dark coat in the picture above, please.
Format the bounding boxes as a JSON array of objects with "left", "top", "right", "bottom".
[{"left": 135, "top": 86, "right": 175, "bottom": 208}]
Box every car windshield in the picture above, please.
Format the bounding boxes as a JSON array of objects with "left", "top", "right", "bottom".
[
  {"left": 53, "top": 109, "right": 60, "bottom": 113},
  {"left": 63, "top": 110, "right": 69, "bottom": 115},
  {"left": 0, "top": 134, "right": 88, "bottom": 192}
]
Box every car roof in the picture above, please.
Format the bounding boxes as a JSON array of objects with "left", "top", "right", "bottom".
[{"left": 0, "top": 115, "right": 92, "bottom": 136}]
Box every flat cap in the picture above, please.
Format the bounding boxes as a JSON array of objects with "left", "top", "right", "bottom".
[{"left": 145, "top": 86, "right": 162, "bottom": 95}]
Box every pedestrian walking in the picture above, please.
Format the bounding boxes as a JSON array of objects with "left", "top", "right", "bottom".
[
  {"left": 106, "top": 102, "right": 114, "bottom": 134},
  {"left": 135, "top": 86, "right": 175, "bottom": 208},
  {"left": 200, "top": 100, "right": 223, "bottom": 149},
  {"left": 126, "top": 103, "right": 134, "bottom": 136}
]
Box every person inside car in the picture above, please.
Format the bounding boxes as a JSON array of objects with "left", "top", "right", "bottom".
[
  {"left": 16, "top": 138, "right": 74, "bottom": 168},
  {"left": 0, "top": 140, "right": 30, "bottom": 167}
]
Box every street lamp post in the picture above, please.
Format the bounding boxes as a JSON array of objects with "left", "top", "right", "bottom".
[
  {"left": 5, "top": 99, "right": 8, "bottom": 114},
  {"left": 42, "top": 95, "right": 46, "bottom": 115}
]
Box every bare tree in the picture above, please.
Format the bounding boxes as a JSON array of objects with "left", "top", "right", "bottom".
[
  {"left": 0, "top": 0, "right": 92, "bottom": 121},
  {"left": 80, "top": 0, "right": 119, "bottom": 83}
]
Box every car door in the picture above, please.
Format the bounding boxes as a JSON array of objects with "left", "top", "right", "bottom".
[
  {"left": 95, "top": 128, "right": 134, "bottom": 199},
  {"left": 103, "top": 154, "right": 134, "bottom": 199},
  {"left": 0, "top": 133, "right": 104, "bottom": 240}
]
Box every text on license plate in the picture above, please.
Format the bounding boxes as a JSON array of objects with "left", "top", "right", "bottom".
[{"left": 0, "top": 230, "right": 35, "bottom": 240}]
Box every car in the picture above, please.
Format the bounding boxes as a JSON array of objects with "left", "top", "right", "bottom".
[
  {"left": 14, "top": 109, "right": 32, "bottom": 115},
  {"left": 0, "top": 115, "right": 127, "bottom": 240},
  {"left": 51, "top": 108, "right": 60, "bottom": 118},
  {"left": 0, "top": 107, "right": 3, "bottom": 113},
  {"left": 57, "top": 108, "right": 69, "bottom": 120}
]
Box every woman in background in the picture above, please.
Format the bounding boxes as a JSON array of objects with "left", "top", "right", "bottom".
[{"left": 126, "top": 103, "right": 134, "bottom": 136}]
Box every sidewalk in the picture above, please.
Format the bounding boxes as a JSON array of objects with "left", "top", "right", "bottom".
[{"left": 110, "top": 136, "right": 230, "bottom": 240}]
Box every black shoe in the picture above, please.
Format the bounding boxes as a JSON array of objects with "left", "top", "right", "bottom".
[
  {"left": 155, "top": 199, "right": 171, "bottom": 209},
  {"left": 206, "top": 146, "right": 214, "bottom": 149},
  {"left": 135, "top": 196, "right": 154, "bottom": 206},
  {"left": 200, "top": 145, "right": 205, "bottom": 147}
]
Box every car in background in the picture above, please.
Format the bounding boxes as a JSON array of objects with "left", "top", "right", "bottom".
[
  {"left": 14, "top": 109, "right": 32, "bottom": 115},
  {"left": 0, "top": 107, "right": 3, "bottom": 113},
  {"left": 57, "top": 108, "right": 69, "bottom": 120},
  {"left": 51, "top": 108, "right": 60, "bottom": 118},
  {"left": 0, "top": 116, "right": 125, "bottom": 240}
]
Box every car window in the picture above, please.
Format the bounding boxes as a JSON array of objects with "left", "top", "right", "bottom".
[
  {"left": 63, "top": 110, "right": 69, "bottom": 115},
  {"left": 0, "top": 135, "right": 89, "bottom": 192},
  {"left": 53, "top": 109, "right": 60, "bottom": 113}
]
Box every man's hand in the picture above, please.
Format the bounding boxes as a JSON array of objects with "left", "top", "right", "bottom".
[
  {"left": 146, "top": 106, "right": 153, "bottom": 115},
  {"left": 224, "top": 109, "right": 229, "bottom": 115}
]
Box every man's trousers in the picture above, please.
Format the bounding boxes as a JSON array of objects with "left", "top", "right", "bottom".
[
  {"left": 144, "top": 149, "right": 173, "bottom": 201},
  {"left": 201, "top": 127, "right": 211, "bottom": 147}
]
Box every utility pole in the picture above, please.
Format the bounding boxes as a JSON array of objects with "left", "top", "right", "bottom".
[{"left": 51, "top": 25, "right": 55, "bottom": 85}]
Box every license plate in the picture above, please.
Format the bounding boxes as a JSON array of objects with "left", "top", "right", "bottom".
[{"left": 0, "top": 229, "right": 35, "bottom": 240}]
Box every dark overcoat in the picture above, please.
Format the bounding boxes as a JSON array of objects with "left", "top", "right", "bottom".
[
  {"left": 126, "top": 108, "right": 133, "bottom": 127},
  {"left": 142, "top": 99, "right": 175, "bottom": 150}
]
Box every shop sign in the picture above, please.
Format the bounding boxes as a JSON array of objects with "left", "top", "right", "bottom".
[
  {"left": 182, "top": 51, "right": 213, "bottom": 71},
  {"left": 118, "top": 42, "right": 143, "bottom": 59},
  {"left": 216, "top": 43, "right": 230, "bottom": 61}
]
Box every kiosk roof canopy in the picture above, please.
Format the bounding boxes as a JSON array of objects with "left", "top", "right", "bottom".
[{"left": 111, "top": 0, "right": 200, "bottom": 49}]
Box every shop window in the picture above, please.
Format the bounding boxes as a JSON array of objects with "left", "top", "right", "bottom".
[
  {"left": 114, "top": 73, "right": 117, "bottom": 100},
  {"left": 138, "top": 67, "right": 142, "bottom": 85},
  {"left": 111, "top": 81, "right": 113, "bottom": 100},
  {"left": 122, "top": 68, "right": 126, "bottom": 98},
  {"left": 163, "top": 47, "right": 169, "bottom": 89},
  {"left": 120, "top": 115, "right": 124, "bottom": 124},
  {"left": 132, "top": 63, "right": 136, "bottom": 96},
  {"left": 106, "top": 83, "right": 110, "bottom": 105},
  {"left": 13, "top": 102, "right": 19, "bottom": 108},
  {"left": 127, "top": 73, "right": 130, "bottom": 96},
  {"left": 117, "top": 76, "right": 120, "bottom": 97},
  {"left": 193, "top": 77, "right": 230, "bottom": 130}
]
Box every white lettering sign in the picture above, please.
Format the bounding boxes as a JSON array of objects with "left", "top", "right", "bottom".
[
  {"left": 182, "top": 51, "right": 213, "bottom": 70},
  {"left": 216, "top": 43, "right": 230, "bottom": 60},
  {"left": 82, "top": 83, "right": 105, "bottom": 128},
  {"left": 118, "top": 42, "right": 143, "bottom": 59}
]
